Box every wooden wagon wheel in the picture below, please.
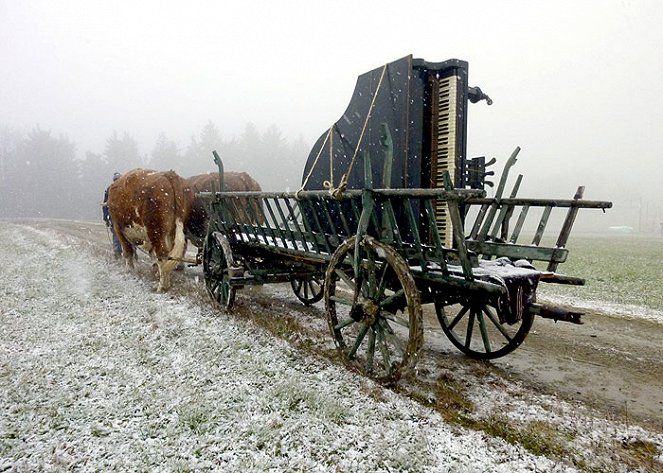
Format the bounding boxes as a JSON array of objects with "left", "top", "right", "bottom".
[
  {"left": 435, "top": 296, "right": 534, "bottom": 360},
  {"left": 203, "top": 231, "right": 236, "bottom": 311},
  {"left": 291, "top": 276, "right": 324, "bottom": 305},
  {"left": 324, "top": 235, "right": 423, "bottom": 384}
]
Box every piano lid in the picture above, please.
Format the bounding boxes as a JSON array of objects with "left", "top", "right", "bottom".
[{"left": 300, "top": 55, "right": 476, "bottom": 193}]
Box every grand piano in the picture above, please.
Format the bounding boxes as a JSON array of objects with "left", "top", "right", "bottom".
[{"left": 300, "top": 54, "right": 492, "bottom": 246}]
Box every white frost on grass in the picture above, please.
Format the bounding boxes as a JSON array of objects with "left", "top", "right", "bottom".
[
  {"left": 465, "top": 376, "right": 663, "bottom": 471},
  {"left": 0, "top": 223, "right": 576, "bottom": 472},
  {"left": 538, "top": 292, "right": 663, "bottom": 325}
]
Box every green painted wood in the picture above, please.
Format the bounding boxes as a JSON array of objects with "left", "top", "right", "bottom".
[
  {"left": 509, "top": 205, "right": 530, "bottom": 243},
  {"left": 262, "top": 198, "right": 288, "bottom": 248},
  {"left": 548, "top": 186, "right": 585, "bottom": 272},
  {"left": 465, "top": 240, "right": 569, "bottom": 263},
  {"left": 532, "top": 206, "right": 552, "bottom": 246},
  {"left": 403, "top": 198, "right": 426, "bottom": 269},
  {"left": 284, "top": 198, "right": 314, "bottom": 253},
  {"left": 470, "top": 203, "right": 490, "bottom": 240}
]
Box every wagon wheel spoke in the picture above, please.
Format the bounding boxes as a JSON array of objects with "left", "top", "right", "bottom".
[
  {"left": 477, "top": 310, "right": 492, "bottom": 353},
  {"left": 308, "top": 280, "right": 321, "bottom": 298},
  {"left": 377, "top": 318, "right": 407, "bottom": 358},
  {"left": 483, "top": 307, "right": 513, "bottom": 342},
  {"left": 347, "top": 323, "right": 370, "bottom": 360},
  {"left": 448, "top": 305, "right": 470, "bottom": 331},
  {"left": 329, "top": 294, "right": 354, "bottom": 307},
  {"left": 324, "top": 236, "right": 422, "bottom": 384},
  {"left": 376, "top": 260, "right": 390, "bottom": 299},
  {"left": 464, "top": 309, "right": 476, "bottom": 348},
  {"left": 365, "top": 327, "right": 376, "bottom": 373},
  {"left": 333, "top": 317, "right": 356, "bottom": 331},
  {"left": 379, "top": 289, "right": 406, "bottom": 313},
  {"left": 202, "top": 231, "right": 235, "bottom": 311},
  {"left": 290, "top": 275, "right": 323, "bottom": 305},
  {"left": 380, "top": 303, "right": 410, "bottom": 329},
  {"left": 435, "top": 297, "right": 534, "bottom": 360},
  {"left": 334, "top": 267, "right": 356, "bottom": 292},
  {"left": 365, "top": 248, "right": 378, "bottom": 298},
  {"left": 375, "top": 323, "right": 392, "bottom": 373},
  {"left": 209, "top": 279, "right": 220, "bottom": 293}
]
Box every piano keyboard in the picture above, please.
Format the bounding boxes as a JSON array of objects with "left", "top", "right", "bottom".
[{"left": 434, "top": 74, "right": 458, "bottom": 248}]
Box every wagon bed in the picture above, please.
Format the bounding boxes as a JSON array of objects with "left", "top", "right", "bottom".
[{"left": 198, "top": 169, "right": 611, "bottom": 383}]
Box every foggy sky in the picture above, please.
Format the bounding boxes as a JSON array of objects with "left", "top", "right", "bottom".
[{"left": 2, "top": 0, "right": 662, "bottom": 228}]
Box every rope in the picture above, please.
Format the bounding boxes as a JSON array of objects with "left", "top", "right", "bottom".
[
  {"left": 296, "top": 127, "right": 332, "bottom": 199},
  {"left": 322, "top": 174, "right": 348, "bottom": 199},
  {"left": 296, "top": 63, "right": 388, "bottom": 200},
  {"left": 344, "top": 64, "right": 387, "bottom": 180}
]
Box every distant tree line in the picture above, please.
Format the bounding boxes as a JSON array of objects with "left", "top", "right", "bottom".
[{"left": 0, "top": 121, "right": 310, "bottom": 220}]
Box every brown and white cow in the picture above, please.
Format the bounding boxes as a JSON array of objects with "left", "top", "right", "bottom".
[
  {"left": 107, "top": 169, "right": 194, "bottom": 292},
  {"left": 185, "top": 171, "right": 264, "bottom": 248}
]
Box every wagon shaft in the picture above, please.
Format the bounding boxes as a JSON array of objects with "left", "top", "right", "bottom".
[{"left": 529, "top": 304, "right": 584, "bottom": 325}]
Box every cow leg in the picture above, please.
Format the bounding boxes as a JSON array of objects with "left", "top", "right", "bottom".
[
  {"left": 156, "top": 258, "right": 175, "bottom": 292},
  {"left": 155, "top": 252, "right": 182, "bottom": 292},
  {"left": 154, "top": 218, "right": 188, "bottom": 292},
  {"left": 114, "top": 224, "right": 136, "bottom": 269}
]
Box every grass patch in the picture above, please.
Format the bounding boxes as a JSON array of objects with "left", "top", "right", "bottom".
[
  {"left": 477, "top": 417, "right": 571, "bottom": 458},
  {"left": 403, "top": 373, "right": 583, "bottom": 467},
  {"left": 536, "top": 233, "right": 663, "bottom": 311},
  {"left": 432, "top": 372, "right": 475, "bottom": 425},
  {"left": 615, "top": 439, "right": 663, "bottom": 473},
  {"left": 412, "top": 371, "right": 660, "bottom": 472}
]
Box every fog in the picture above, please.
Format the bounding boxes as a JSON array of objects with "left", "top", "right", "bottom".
[{"left": 1, "top": 1, "right": 662, "bottom": 232}]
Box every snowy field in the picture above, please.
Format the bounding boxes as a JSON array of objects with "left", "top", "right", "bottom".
[{"left": 0, "top": 222, "right": 661, "bottom": 472}]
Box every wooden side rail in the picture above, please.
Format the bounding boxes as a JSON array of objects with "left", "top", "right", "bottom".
[{"left": 465, "top": 188, "right": 612, "bottom": 271}]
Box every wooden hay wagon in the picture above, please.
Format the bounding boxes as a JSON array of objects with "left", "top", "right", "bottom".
[{"left": 197, "top": 55, "right": 611, "bottom": 383}]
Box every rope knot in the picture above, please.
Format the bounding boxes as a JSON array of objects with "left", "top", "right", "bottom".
[{"left": 323, "top": 175, "right": 348, "bottom": 200}]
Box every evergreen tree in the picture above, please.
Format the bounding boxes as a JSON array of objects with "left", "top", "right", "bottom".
[
  {"left": 184, "top": 120, "right": 224, "bottom": 176},
  {"left": 104, "top": 131, "right": 142, "bottom": 174},
  {"left": 289, "top": 135, "right": 312, "bottom": 188},
  {"left": 149, "top": 132, "right": 181, "bottom": 172},
  {"left": 260, "top": 124, "right": 290, "bottom": 190},
  {"left": 79, "top": 150, "right": 111, "bottom": 220},
  {"left": 15, "top": 127, "right": 79, "bottom": 218},
  {"left": 0, "top": 126, "right": 23, "bottom": 217}
]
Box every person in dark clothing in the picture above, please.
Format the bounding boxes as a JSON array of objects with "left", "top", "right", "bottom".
[{"left": 103, "top": 172, "right": 123, "bottom": 258}]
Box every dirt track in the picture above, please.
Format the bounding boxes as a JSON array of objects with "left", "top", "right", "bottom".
[{"left": 23, "top": 218, "right": 663, "bottom": 433}]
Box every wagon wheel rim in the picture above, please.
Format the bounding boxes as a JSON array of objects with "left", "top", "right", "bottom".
[
  {"left": 324, "top": 236, "right": 423, "bottom": 384},
  {"left": 202, "top": 231, "right": 235, "bottom": 311},
  {"left": 435, "top": 296, "right": 533, "bottom": 360},
  {"left": 290, "top": 276, "right": 324, "bottom": 305}
]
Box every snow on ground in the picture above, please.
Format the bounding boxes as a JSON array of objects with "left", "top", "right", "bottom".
[
  {"left": 0, "top": 222, "right": 577, "bottom": 472},
  {"left": 463, "top": 373, "right": 663, "bottom": 470},
  {"left": 538, "top": 292, "right": 663, "bottom": 325}
]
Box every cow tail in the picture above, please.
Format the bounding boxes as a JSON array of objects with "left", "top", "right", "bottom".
[{"left": 166, "top": 172, "right": 189, "bottom": 263}]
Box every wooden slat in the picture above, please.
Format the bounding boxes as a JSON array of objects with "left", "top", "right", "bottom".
[
  {"left": 548, "top": 186, "right": 585, "bottom": 272},
  {"left": 532, "top": 206, "right": 552, "bottom": 246},
  {"left": 509, "top": 205, "right": 530, "bottom": 243},
  {"left": 469, "top": 203, "right": 490, "bottom": 240},
  {"left": 466, "top": 241, "right": 569, "bottom": 263}
]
